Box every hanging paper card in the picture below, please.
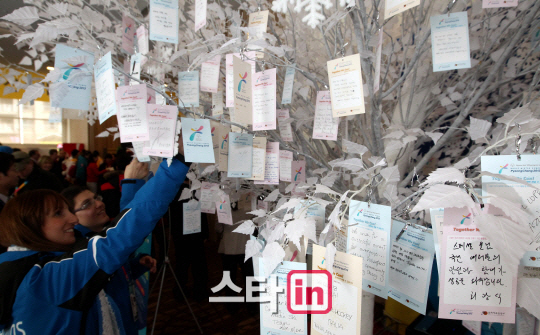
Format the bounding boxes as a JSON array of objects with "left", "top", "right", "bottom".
[
  {"left": 462, "top": 321, "right": 482, "bottom": 335},
  {"left": 249, "top": 137, "right": 266, "bottom": 181},
  {"left": 136, "top": 25, "right": 149, "bottom": 55},
  {"left": 281, "top": 66, "right": 296, "bottom": 105},
  {"left": 233, "top": 56, "right": 253, "bottom": 124},
  {"left": 291, "top": 161, "right": 306, "bottom": 184},
  {"left": 279, "top": 150, "right": 293, "bottom": 182},
  {"left": 439, "top": 206, "right": 517, "bottom": 323},
  {"left": 313, "top": 91, "right": 339, "bottom": 140},
  {"left": 252, "top": 68, "right": 277, "bottom": 131},
  {"left": 311, "top": 244, "right": 362, "bottom": 335},
  {"left": 178, "top": 71, "right": 200, "bottom": 107},
  {"left": 194, "top": 0, "right": 207, "bottom": 31},
  {"left": 385, "top": 0, "right": 421, "bottom": 19},
  {"left": 154, "top": 80, "right": 166, "bottom": 105},
  {"left": 181, "top": 118, "right": 215, "bottom": 163},
  {"left": 216, "top": 193, "right": 233, "bottom": 225},
  {"left": 481, "top": 155, "right": 540, "bottom": 261},
  {"left": 226, "top": 52, "right": 256, "bottom": 107},
  {"left": 430, "top": 12, "right": 471, "bottom": 72},
  {"left": 217, "top": 125, "right": 231, "bottom": 171},
  {"left": 374, "top": 29, "right": 383, "bottom": 94},
  {"left": 277, "top": 109, "right": 294, "bottom": 142},
  {"left": 149, "top": 0, "right": 179, "bottom": 43},
  {"left": 94, "top": 52, "right": 117, "bottom": 124},
  {"left": 257, "top": 200, "right": 269, "bottom": 211},
  {"left": 122, "top": 59, "right": 130, "bottom": 86},
  {"left": 142, "top": 104, "right": 177, "bottom": 157},
  {"left": 347, "top": 200, "right": 392, "bottom": 299},
  {"left": 200, "top": 55, "right": 221, "bottom": 93},
  {"left": 129, "top": 53, "right": 142, "bottom": 84},
  {"left": 183, "top": 201, "right": 202, "bottom": 235},
  {"left": 116, "top": 84, "right": 150, "bottom": 143},
  {"left": 49, "top": 108, "right": 62, "bottom": 123},
  {"left": 327, "top": 54, "right": 365, "bottom": 117},
  {"left": 259, "top": 260, "right": 308, "bottom": 335},
  {"left": 255, "top": 142, "right": 279, "bottom": 185},
  {"left": 295, "top": 200, "right": 326, "bottom": 255},
  {"left": 430, "top": 208, "right": 444, "bottom": 276},
  {"left": 200, "top": 182, "right": 219, "bottom": 214},
  {"left": 228, "top": 107, "right": 244, "bottom": 133},
  {"left": 227, "top": 132, "right": 253, "bottom": 178},
  {"left": 147, "top": 89, "right": 156, "bottom": 104},
  {"left": 122, "top": 14, "right": 135, "bottom": 54},
  {"left": 247, "top": 10, "right": 269, "bottom": 57},
  {"left": 52, "top": 44, "right": 94, "bottom": 111},
  {"left": 388, "top": 220, "right": 434, "bottom": 315},
  {"left": 132, "top": 142, "right": 151, "bottom": 162},
  {"left": 482, "top": 0, "right": 518, "bottom": 8},
  {"left": 212, "top": 85, "right": 224, "bottom": 115}
]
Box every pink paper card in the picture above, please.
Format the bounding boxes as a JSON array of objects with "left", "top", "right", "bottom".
[
  {"left": 116, "top": 84, "right": 150, "bottom": 142},
  {"left": 136, "top": 25, "right": 149, "bottom": 55},
  {"left": 226, "top": 52, "right": 256, "bottom": 107},
  {"left": 439, "top": 205, "right": 517, "bottom": 323},
  {"left": 291, "top": 161, "right": 306, "bottom": 184},
  {"left": 279, "top": 150, "right": 293, "bottom": 182},
  {"left": 313, "top": 91, "right": 339, "bottom": 141},
  {"left": 122, "top": 14, "right": 135, "bottom": 55},
  {"left": 123, "top": 59, "right": 130, "bottom": 86},
  {"left": 252, "top": 68, "right": 277, "bottom": 131},
  {"left": 254, "top": 142, "right": 279, "bottom": 185},
  {"left": 482, "top": 0, "right": 518, "bottom": 8},
  {"left": 194, "top": 0, "right": 207, "bottom": 31},
  {"left": 142, "top": 104, "right": 177, "bottom": 157},
  {"left": 277, "top": 109, "right": 293, "bottom": 142},
  {"left": 216, "top": 193, "right": 233, "bottom": 225},
  {"left": 200, "top": 55, "right": 221, "bottom": 93}
]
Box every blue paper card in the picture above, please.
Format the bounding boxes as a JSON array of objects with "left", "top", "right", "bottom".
[
  {"left": 93, "top": 52, "right": 117, "bottom": 123},
  {"left": 181, "top": 118, "right": 215, "bottom": 163},
  {"left": 430, "top": 12, "right": 471, "bottom": 72},
  {"left": 149, "top": 0, "right": 179, "bottom": 44},
  {"left": 227, "top": 132, "right": 253, "bottom": 178}
]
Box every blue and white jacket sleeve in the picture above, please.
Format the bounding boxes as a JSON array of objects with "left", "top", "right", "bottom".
[{"left": 119, "top": 179, "right": 145, "bottom": 211}]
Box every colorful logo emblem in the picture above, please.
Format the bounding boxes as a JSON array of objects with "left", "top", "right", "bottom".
[
  {"left": 62, "top": 63, "right": 85, "bottom": 80},
  {"left": 321, "top": 257, "right": 325, "bottom": 265},
  {"left": 189, "top": 126, "right": 204, "bottom": 141},
  {"left": 219, "top": 200, "right": 226, "bottom": 209},
  {"left": 499, "top": 163, "right": 509, "bottom": 174},
  {"left": 237, "top": 72, "right": 247, "bottom": 91},
  {"left": 147, "top": 95, "right": 152, "bottom": 103},
  {"left": 450, "top": 309, "right": 456, "bottom": 314},
  {"left": 439, "top": 19, "right": 445, "bottom": 25},
  {"left": 211, "top": 127, "right": 216, "bottom": 136},
  {"left": 357, "top": 209, "right": 364, "bottom": 216},
  {"left": 460, "top": 213, "right": 471, "bottom": 224},
  {"left": 221, "top": 134, "right": 229, "bottom": 149},
  {"left": 125, "top": 24, "right": 132, "bottom": 33},
  {"left": 294, "top": 167, "right": 303, "bottom": 181}
]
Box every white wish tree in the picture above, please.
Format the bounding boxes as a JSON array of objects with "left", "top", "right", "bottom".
[{"left": 2, "top": 0, "right": 540, "bottom": 331}]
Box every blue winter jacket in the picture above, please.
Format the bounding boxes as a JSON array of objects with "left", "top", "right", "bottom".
[{"left": 0, "top": 158, "right": 188, "bottom": 335}]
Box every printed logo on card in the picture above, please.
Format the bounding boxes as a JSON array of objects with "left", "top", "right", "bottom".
[
  {"left": 62, "top": 62, "right": 85, "bottom": 80},
  {"left": 294, "top": 167, "right": 303, "bottom": 181},
  {"left": 219, "top": 199, "right": 227, "bottom": 209},
  {"left": 498, "top": 163, "right": 509, "bottom": 174},
  {"left": 460, "top": 213, "right": 472, "bottom": 224},
  {"left": 221, "top": 134, "right": 229, "bottom": 149},
  {"left": 189, "top": 126, "right": 204, "bottom": 141},
  {"left": 211, "top": 127, "right": 216, "bottom": 136},
  {"left": 237, "top": 72, "right": 248, "bottom": 91},
  {"left": 125, "top": 24, "right": 132, "bottom": 33}
]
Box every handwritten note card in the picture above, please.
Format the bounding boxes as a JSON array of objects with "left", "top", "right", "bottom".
[
  {"left": 430, "top": 208, "right": 444, "bottom": 276},
  {"left": 482, "top": 0, "right": 518, "bottom": 8},
  {"left": 216, "top": 193, "right": 233, "bottom": 225},
  {"left": 252, "top": 68, "right": 277, "bottom": 131},
  {"left": 122, "top": 14, "right": 135, "bottom": 54},
  {"left": 52, "top": 44, "right": 94, "bottom": 111},
  {"left": 143, "top": 104, "right": 177, "bottom": 157},
  {"left": 194, "top": 0, "right": 207, "bottom": 31},
  {"left": 313, "top": 91, "right": 339, "bottom": 141},
  {"left": 279, "top": 150, "right": 293, "bottom": 182},
  {"left": 217, "top": 125, "right": 231, "bottom": 171},
  {"left": 281, "top": 66, "right": 296, "bottom": 105},
  {"left": 347, "top": 200, "right": 392, "bottom": 298},
  {"left": 132, "top": 141, "right": 150, "bottom": 162},
  {"left": 439, "top": 206, "right": 517, "bottom": 323},
  {"left": 327, "top": 54, "right": 365, "bottom": 117},
  {"left": 200, "top": 55, "right": 220, "bottom": 93},
  {"left": 374, "top": 29, "right": 383, "bottom": 93},
  {"left": 181, "top": 118, "right": 215, "bottom": 163},
  {"left": 183, "top": 201, "right": 202, "bottom": 235},
  {"left": 233, "top": 56, "right": 253, "bottom": 124},
  {"left": 116, "top": 84, "right": 149, "bottom": 143},
  {"left": 249, "top": 137, "right": 266, "bottom": 181},
  {"left": 94, "top": 52, "right": 117, "bottom": 124},
  {"left": 226, "top": 52, "right": 256, "bottom": 107},
  {"left": 200, "top": 182, "right": 219, "bottom": 214},
  {"left": 385, "top": 0, "right": 421, "bottom": 19},
  {"left": 149, "top": 0, "right": 179, "bottom": 43},
  {"left": 227, "top": 132, "right": 253, "bottom": 178},
  {"left": 247, "top": 10, "right": 269, "bottom": 57},
  {"left": 430, "top": 12, "right": 471, "bottom": 72},
  {"left": 312, "top": 244, "right": 362, "bottom": 335},
  {"left": 291, "top": 161, "right": 306, "bottom": 184},
  {"left": 277, "top": 109, "right": 293, "bottom": 142},
  {"left": 178, "top": 71, "right": 200, "bottom": 107},
  {"left": 388, "top": 220, "right": 434, "bottom": 314},
  {"left": 212, "top": 85, "right": 224, "bottom": 115},
  {"left": 255, "top": 142, "right": 280, "bottom": 185},
  {"left": 136, "top": 25, "right": 149, "bottom": 55}
]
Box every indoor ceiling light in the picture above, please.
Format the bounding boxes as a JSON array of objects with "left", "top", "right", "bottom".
[{"left": 46, "top": 66, "right": 54, "bottom": 71}]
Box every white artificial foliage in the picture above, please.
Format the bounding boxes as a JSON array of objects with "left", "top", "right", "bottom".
[
  {"left": 245, "top": 239, "right": 263, "bottom": 262},
  {"left": 323, "top": 243, "right": 336, "bottom": 274},
  {"left": 284, "top": 219, "right": 306, "bottom": 250},
  {"left": 420, "top": 167, "right": 466, "bottom": 187},
  {"left": 1, "top": 6, "right": 40, "bottom": 26},
  {"left": 467, "top": 117, "right": 491, "bottom": 141},
  {"left": 411, "top": 184, "right": 476, "bottom": 212},
  {"left": 262, "top": 242, "right": 286, "bottom": 276},
  {"left": 19, "top": 83, "right": 44, "bottom": 105},
  {"left": 233, "top": 220, "right": 256, "bottom": 235}
]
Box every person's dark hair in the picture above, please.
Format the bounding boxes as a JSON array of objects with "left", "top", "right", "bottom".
[
  {"left": 0, "top": 153, "right": 15, "bottom": 176},
  {"left": 0, "top": 190, "right": 73, "bottom": 252},
  {"left": 93, "top": 150, "right": 100, "bottom": 156},
  {"left": 61, "top": 185, "right": 89, "bottom": 209},
  {"left": 28, "top": 150, "right": 38, "bottom": 157},
  {"left": 71, "top": 149, "right": 79, "bottom": 158},
  {"left": 82, "top": 150, "right": 91, "bottom": 158},
  {"left": 49, "top": 149, "right": 58, "bottom": 156},
  {"left": 91, "top": 152, "right": 100, "bottom": 161},
  {"left": 12, "top": 148, "right": 21, "bottom": 152},
  {"left": 105, "top": 154, "right": 113, "bottom": 160}
]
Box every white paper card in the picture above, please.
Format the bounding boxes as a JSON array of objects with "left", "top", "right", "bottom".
[
  {"left": 116, "top": 84, "right": 150, "bottom": 143},
  {"left": 181, "top": 118, "right": 215, "bottom": 163},
  {"left": 313, "top": 91, "right": 339, "bottom": 141},
  {"left": 252, "top": 68, "right": 277, "bottom": 131},
  {"left": 200, "top": 55, "right": 221, "bottom": 93},
  {"left": 254, "top": 142, "right": 279, "bottom": 185},
  {"left": 277, "top": 109, "right": 293, "bottom": 142},
  {"left": 143, "top": 104, "right": 177, "bottom": 158},
  {"left": 94, "top": 52, "right": 117, "bottom": 124},
  {"left": 250, "top": 137, "right": 266, "bottom": 181},
  {"left": 183, "top": 201, "right": 202, "bottom": 235},
  {"left": 200, "top": 182, "right": 219, "bottom": 214},
  {"left": 227, "top": 132, "right": 253, "bottom": 178},
  {"left": 327, "top": 54, "right": 365, "bottom": 117},
  {"left": 281, "top": 66, "right": 296, "bottom": 105},
  {"left": 226, "top": 52, "right": 256, "bottom": 107},
  {"left": 430, "top": 12, "right": 471, "bottom": 72},
  {"left": 385, "top": 0, "right": 421, "bottom": 19},
  {"left": 178, "top": 71, "right": 200, "bottom": 107},
  {"left": 279, "top": 150, "right": 293, "bottom": 182},
  {"left": 149, "top": 0, "right": 179, "bottom": 43},
  {"left": 194, "top": 0, "right": 207, "bottom": 31}
]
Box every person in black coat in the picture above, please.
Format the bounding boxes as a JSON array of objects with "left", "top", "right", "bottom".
[{"left": 13, "top": 151, "right": 63, "bottom": 194}]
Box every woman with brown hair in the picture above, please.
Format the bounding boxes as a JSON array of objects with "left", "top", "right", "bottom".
[{"left": 0, "top": 153, "right": 189, "bottom": 335}]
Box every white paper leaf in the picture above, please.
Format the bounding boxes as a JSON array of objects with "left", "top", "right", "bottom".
[
  {"left": 233, "top": 220, "right": 255, "bottom": 235},
  {"left": 425, "top": 131, "right": 443, "bottom": 145},
  {"left": 312, "top": 168, "right": 328, "bottom": 175},
  {"left": 467, "top": 117, "right": 491, "bottom": 141},
  {"left": 2, "top": 6, "right": 40, "bottom": 26},
  {"left": 96, "top": 130, "right": 110, "bottom": 138},
  {"left": 307, "top": 177, "right": 318, "bottom": 185},
  {"left": 265, "top": 189, "right": 280, "bottom": 202},
  {"left": 275, "top": 198, "right": 302, "bottom": 213},
  {"left": 453, "top": 158, "right": 471, "bottom": 170},
  {"left": 106, "top": 127, "right": 118, "bottom": 132},
  {"left": 477, "top": 171, "right": 539, "bottom": 190},
  {"left": 284, "top": 219, "right": 306, "bottom": 250},
  {"left": 268, "top": 222, "right": 285, "bottom": 243},
  {"left": 191, "top": 179, "right": 202, "bottom": 190},
  {"left": 420, "top": 167, "right": 465, "bottom": 187},
  {"left": 245, "top": 239, "right": 263, "bottom": 262},
  {"left": 34, "top": 60, "right": 43, "bottom": 71},
  {"left": 380, "top": 166, "right": 400, "bottom": 183},
  {"left": 262, "top": 242, "right": 285, "bottom": 276},
  {"left": 496, "top": 105, "right": 533, "bottom": 126},
  {"left": 517, "top": 278, "right": 540, "bottom": 320},
  {"left": 383, "top": 130, "right": 404, "bottom": 139},
  {"left": 186, "top": 172, "right": 197, "bottom": 181},
  {"left": 19, "top": 83, "right": 44, "bottom": 105},
  {"left": 179, "top": 188, "right": 192, "bottom": 201},
  {"left": 285, "top": 183, "right": 295, "bottom": 194},
  {"left": 314, "top": 184, "right": 340, "bottom": 196},
  {"left": 304, "top": 219, "right": 317, "bottom": 243},
  {"left": 475, "top": 213, "right": 529, "bottom": 274},
  {"left": 411, "top": 184, "right": 475, "bottom": 212},
  {"left": 247, "top": 209, "right": 267, "bottom": 217},
  {"left": 113, "top": 133, "right": 120, "bottom": 141},
  {"left": 330, "top": 158, "right": 364, "bottom": 172},
  {"left": 488, "top": 197, "right": 530, "bottom": 225},
  {"left": 324, "top": 243, "right": 337, "bottom": 275},
  {"left": 343, "top": 139, "right": 369, "bottom": 156},
  {"left": 201, "top": 164, "right": 216, "bottom": 176},
  {"left": 41, "top": 68, "right": 62, "bottom": 83},
  {"left": 19, "top": 56, "right": 32, "bottom": 66}
]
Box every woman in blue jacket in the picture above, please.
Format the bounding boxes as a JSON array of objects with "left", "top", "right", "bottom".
[{"left": 0, "top": 154, "right": 189, "bottom": 335}]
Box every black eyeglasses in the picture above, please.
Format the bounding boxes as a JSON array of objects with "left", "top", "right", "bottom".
[{"left": 74, "top": 195, "right": 103, "bottom": 212}]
